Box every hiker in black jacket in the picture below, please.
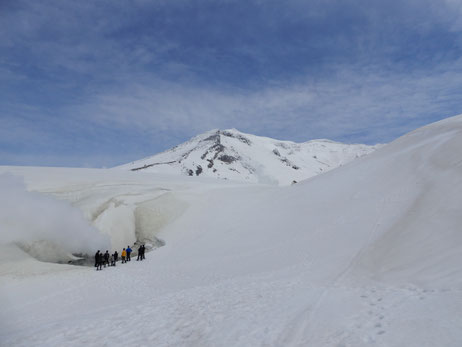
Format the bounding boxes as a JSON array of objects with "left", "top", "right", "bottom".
[
  {"left": 95, "top": 250, "right": 100, "bottom": 268},
  {"left": 97, "top": 251, "right": 103, "bottom": 270},
  {"left": 103, "top": 250, "right": 110, "bottom": 267},
  {"left": 137, "top": 245, "right": 143, "bottom": 261}
]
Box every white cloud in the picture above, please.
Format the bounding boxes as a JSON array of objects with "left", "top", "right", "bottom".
[
  {"left": 77, "top": 57, "right": 462, "bottom": 146},
  {"left": 2, "top": 0, "right": 462, "bottom": 167}
]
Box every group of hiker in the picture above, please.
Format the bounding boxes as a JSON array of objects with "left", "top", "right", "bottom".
[{"left": 94, "top": 244, "right": 146, "bottom": 270}]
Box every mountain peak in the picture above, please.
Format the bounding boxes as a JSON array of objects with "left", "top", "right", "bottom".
[
  {"left": 197, "top": 129, "right": 251, "bottom": 145},
  {"left": 116, "top": 130, "right": 379, "bottom": 185}
]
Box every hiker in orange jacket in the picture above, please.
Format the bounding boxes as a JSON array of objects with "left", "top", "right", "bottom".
[{"left": 121, "top": 248, "right": 127, "bottom": 263}]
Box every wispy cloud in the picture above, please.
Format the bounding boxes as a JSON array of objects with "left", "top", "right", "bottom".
[
  {"left": 1, "top": 0, "right": 462, "bottom": 166},
  {"left": 79, "top": 57, "right": 462, "bottom": 145}
]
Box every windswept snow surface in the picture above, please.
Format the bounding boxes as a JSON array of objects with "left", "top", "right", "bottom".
[
  {"left": 1, "top": 115, "right": 462, "bottom": 346},
  {"left": 116, "top": 128, "right": 379, "bottom": 185}
]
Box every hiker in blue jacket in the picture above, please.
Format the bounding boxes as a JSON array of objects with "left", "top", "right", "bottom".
[{"left": 126, "top": 246, "right": 132, "bottom": 261}]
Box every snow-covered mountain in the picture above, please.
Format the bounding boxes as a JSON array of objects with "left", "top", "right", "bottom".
[{"left": 116, "top": 129, "right": 379, "bottom": 185}]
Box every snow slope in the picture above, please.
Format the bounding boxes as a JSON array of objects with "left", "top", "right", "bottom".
[
  {"left": 116, "top": 128, "right": 378, "bottom": 185},
  {"left": 1, "top": 115, "right": 462, "bottom": 346}
]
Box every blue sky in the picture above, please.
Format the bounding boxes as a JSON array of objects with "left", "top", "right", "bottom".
[{"left": 1, "top": 0, "right": 462, "bottom": 167}]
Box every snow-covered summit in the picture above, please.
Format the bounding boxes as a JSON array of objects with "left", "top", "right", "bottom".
[{"left": 116, "top": 129, "right": 379, "bottom": 185}]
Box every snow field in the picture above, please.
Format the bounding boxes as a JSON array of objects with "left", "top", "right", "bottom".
[{"left": 1, "top": 115, "right": 462, "bottom": 346}]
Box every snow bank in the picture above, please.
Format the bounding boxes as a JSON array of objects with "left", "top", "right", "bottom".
[
  {"left": 134, "top": 192, "right": 188, "bottom": 244},
  {"left": 90, "top": 191, "right": 188, "bottom": 250},
  {"left": 0, "top": 167, "right": 209, "bottom": 259}
]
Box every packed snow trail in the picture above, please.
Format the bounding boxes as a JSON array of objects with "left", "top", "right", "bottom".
[
  {"left": 2, "top": 243, "right": 461, "bottom": 346},
  {"left": 276, "top": 197, "right": 388, "bottom": 346}
]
